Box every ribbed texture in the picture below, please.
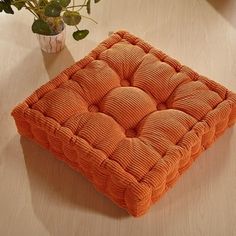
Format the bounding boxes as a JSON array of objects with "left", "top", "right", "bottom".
[{"left": 12, "top": 31, "right": 236, "bottom": 217}]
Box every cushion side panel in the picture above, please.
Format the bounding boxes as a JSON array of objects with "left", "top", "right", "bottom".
[
  {"left": 12, "top": 107, "right": 139, "bottom": 215},
  {"left": 125, "top": 94, "right": 236, "bottom": 217}
]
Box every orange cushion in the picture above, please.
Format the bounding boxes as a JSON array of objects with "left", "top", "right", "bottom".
[{"left": 12, "top": 31, "right": 236, "bottom": 216}]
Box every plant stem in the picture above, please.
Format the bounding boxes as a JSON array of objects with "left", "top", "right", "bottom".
[
  {"left": 66, "top": 4, "right": 87, "bottom": 9},
  {"left": 73, "top": 0, "right": 75, "bottom": 10},
  {"left": 31, "top": 0, "right": 38, "bottom": 7},
  {"left": 25, "top": 4, "right": 39, "bottom": 18},
  {"left": 13, "top": 0, "right": 40, "bottom": 18},
  {"left": 13, "top": 0, "right": 26, "bottom": 3},
  {"left": 78, "top": 0, "right": 86, "bottom": 11},
  {"left": 25, "top": 0, "right": 39, "bottom": 15},
  {"left": 81, "top": 14, "right": 98, "bottom": 24}
]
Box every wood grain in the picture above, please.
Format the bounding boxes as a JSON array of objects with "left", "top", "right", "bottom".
[{"left": 0, "top": 0, "right": 236, "bottom": 235}]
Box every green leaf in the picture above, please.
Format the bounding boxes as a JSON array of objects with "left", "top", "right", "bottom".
[
  {"left": 94, "top": 0, "right": 101, "bottom": 3},
  {"left": 38, "top": 0, "right": 48, "bottom": 7},
  {"left": 32, "top": 19, "right": 52, "bottom": 35},
  {"left": 59, "top": 0, "right": 70, "bottom": 7},
  {"left": 73, "top": 29, "right": 89, "bottom": 41},
  {"left": 0, "top": 2, "right": 4, "bottom": 12},
  {"left": 12, "top": 1, "right": 25, "bottom": 10},
  {"left": 3, "top": 4, "right": 14, "bottom": 14},
  {"left": 86, "top": 0, "right": 91, "bottom": 14},
  {"left": 0, "top": 1, "right": 14, "bottom": 14},
  {"left": 44, "top": 0, "right": 62, "bottom": 17},
  {"left": 63, "top": 10, "right": 81, "bottom": 26}
]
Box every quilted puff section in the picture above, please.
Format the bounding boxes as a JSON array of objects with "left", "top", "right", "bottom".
[
  {"left": 166, "top": 81, "right": 223, "bottom": 120},
  {"left": 99, "top": 87, "right": 157, "bottom": 129},
  {"left": 64, "top": 112, "right": 125, "bottom": 156},
  {"left": 132, "top": 53, "right": 190, "bottom": 104},
  {"left": 98, "top": 40, "right": 146, "bottom": 82},
  {"left": 32, "top": 87, "right": 88, "bottom": 124},
  {"left": 70, "top": 60, "right": 121, "bottom": 104},
  {"left": 12, "top": 30, "right": 236, "bottom": 217}
]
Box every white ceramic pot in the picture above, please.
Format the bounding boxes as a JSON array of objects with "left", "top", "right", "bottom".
[{"left": 37, "top": 27, "right": 66, "bottom": 53}]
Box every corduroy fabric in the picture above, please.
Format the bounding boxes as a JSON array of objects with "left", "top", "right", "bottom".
[{"left": 12, "top": 31, "right": 236, "bottom": 217}]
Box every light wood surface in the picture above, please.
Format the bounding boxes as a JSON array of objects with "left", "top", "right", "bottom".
[{"left": 1, "top": 0, "right": 236, "bottom": 235}]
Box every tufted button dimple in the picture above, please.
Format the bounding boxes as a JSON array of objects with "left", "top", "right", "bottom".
[
  {"left": 156, "top": 102, "right": 167, "bottom": 110},
  {"left": 120, "top": 79, "right": 130, "bottom": 87},
  {"left": 125, "top": 128, "right": 137, "bottom": 138},
  {"left": 160, "top": 56, "right": 166, "bottom": 62},
  {"left": 89, "top": 104, "right": 99, "bottom": 112},
  {"left": 175, "top": 67, "right": 181, "bottom": 72}
]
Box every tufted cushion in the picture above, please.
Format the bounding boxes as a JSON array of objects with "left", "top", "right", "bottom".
[{"left": 12, "top": 31, "right": 236, "bottom": 217}]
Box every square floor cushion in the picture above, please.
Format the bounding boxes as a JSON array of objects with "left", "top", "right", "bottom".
[{"left": 12, "top": 31, "right": 236, "bottom": 217}]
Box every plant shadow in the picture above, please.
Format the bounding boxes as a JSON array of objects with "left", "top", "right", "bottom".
[
  {"left": 207, "top": 0, "right": 236, "bottom": 28},
  {"left": 41, "top": 46, "right": 75, "bottom": 80}
]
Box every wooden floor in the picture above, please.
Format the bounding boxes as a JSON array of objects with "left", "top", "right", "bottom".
[{"left": 1, "top": 0, "right": 236, "bottom": 235}]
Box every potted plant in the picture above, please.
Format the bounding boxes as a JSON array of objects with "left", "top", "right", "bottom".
[{"left": 0, "top": 0, "right": 101, "bottom": 53}]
